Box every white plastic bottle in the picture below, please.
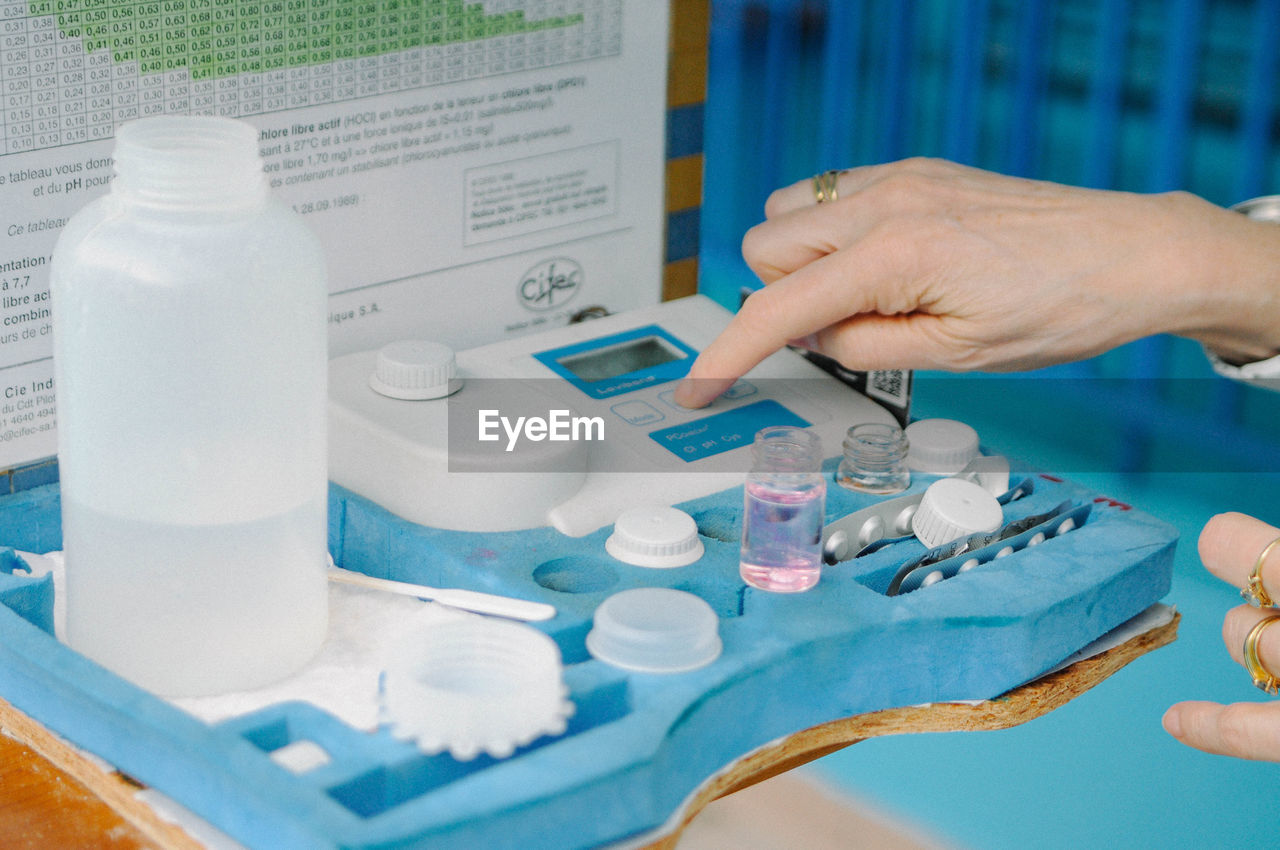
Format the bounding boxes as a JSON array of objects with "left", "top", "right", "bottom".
[{"left": 50, "top": 116, "right": 329, "bottom": 697}]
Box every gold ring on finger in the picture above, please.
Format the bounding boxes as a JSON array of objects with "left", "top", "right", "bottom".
[
  {"left": 1242, "top": 535, "right": 1280, "bottom": 608},
  {"left": 812, "top": 169, "right": 841, "bottom": 204},
  {"left": 1244, "top": 614, "right": 1280, "bottom": 695}
]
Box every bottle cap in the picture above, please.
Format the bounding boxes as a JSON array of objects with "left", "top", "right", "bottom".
[
  {"left": 911, "top": 477, "right": 1003, "bottom": 548},
  {"left": 904, "top": 419, "right": 981, "bottom": 473},
  {"left": 605, "top": 505, "right": 704, "bottom": 568},
  {"left": 586, "top": 588, "right": 722, "bottom": 673},
  {"left": 369, "top": 340, "right": 462, "bottom": 400},
  {"left": 382, "top": 617, "right": 574, "bottom": 761}
]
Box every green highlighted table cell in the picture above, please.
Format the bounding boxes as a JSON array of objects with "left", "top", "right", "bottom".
[{"left": 5, "top": 0, "right": 616, "bottom": 153}]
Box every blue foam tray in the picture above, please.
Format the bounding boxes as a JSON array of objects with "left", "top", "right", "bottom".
[{"left": 0, "top": 465, "right": 1176, "bottom": 849}]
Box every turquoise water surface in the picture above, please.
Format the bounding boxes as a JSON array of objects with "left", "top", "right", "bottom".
[{"left": 807, "top": 383, "right": 1280, "bottom": 850}]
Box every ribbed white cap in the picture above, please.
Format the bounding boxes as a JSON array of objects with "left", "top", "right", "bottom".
[
  {"left": 911, "top": 478, "right": 1002, "bottom": 548},
  {"left": 586, "top": 588, "right": 722, "bottom": 673},
  {"left": 605, "top": 505, "right": 704, "bottom": 568},
  {"left": 369, "top": 340, "right": 460, "bottom": 400},
  {"left": 904, "top": 419, "right": 981, "bottom": 473}
]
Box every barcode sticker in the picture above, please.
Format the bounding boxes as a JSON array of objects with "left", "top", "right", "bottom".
[
  {"left": 791, "top": 348, "right": 913, "bottom": 427},
  {"left": 866, "top": 370, "right": 909, "bottom": 405}
]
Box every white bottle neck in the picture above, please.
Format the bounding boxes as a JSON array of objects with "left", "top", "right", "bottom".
[{"left": 111, "top": 116, "right": 269, "bottom": 212}]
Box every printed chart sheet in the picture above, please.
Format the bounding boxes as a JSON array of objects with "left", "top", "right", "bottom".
[{"left": 0, "top": 0, "right": 669, "bottom": 467}]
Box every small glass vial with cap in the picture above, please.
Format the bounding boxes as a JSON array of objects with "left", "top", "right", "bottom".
[
  {"left": 835, "top": 422, "right": 910, "bottom": 494},
  {"left": 740, "top": 427, "right": 826, "bottom": 593}
]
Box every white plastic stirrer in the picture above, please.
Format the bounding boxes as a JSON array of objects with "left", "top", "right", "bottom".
[{"left": 326, "top": 566, "right": 556, "bottom": 622}]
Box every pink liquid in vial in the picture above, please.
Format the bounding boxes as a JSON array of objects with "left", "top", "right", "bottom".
[{"left": 739, "top": 477, "right": 825, "bottom": 592}]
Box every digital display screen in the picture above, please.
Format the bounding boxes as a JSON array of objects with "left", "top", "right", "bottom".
[{"left": 556, "top": 336, "right": 685, "bottom": 382}]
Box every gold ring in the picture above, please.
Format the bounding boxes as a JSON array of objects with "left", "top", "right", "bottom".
[
  {"left": 1244, "top": 615, "right": 1280, "bottom": 695},
  {"left": 812, "top": 169, "right": 841, "bottom": 204},
  {"left": 1241, "top": 535, "right": 1280, "bottom": 608}
]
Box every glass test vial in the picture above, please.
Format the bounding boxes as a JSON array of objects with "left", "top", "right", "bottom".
[
  {"left": 740, "top": 427, "right": 827, "bottom": 593},
  {"left": 835, "top": 422, "right": 910, "bottom": 494}
]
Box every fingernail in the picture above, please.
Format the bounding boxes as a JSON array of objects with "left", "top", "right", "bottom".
[
  {"left": 788, "top": 334, "right": 819, "bottom": 352},
  {"left": 1161, "top": 707, "right": 1182, "bottom": 738}
]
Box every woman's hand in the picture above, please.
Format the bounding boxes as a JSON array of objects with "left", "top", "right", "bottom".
[
  {"left": 675, "top": 158, "right": 1280, "bottom": 408},
  {"left": 1163, "top": 512, "right": 1280, "bottom": 760}
]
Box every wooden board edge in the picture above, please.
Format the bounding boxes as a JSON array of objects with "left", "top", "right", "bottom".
[
  {"left": 0, "top": 695, "right": 203, "bottom": 850},
  {"left": 642, "top": 610, "right": 1181, "bottom": 850}
]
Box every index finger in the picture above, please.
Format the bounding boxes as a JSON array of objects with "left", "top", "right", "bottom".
[
  {"left": 672, "top": 243, "right": 904, "bottom": 408},
  {"left": 1199, "top": 512, "right": 1280, "bottom": 592}
]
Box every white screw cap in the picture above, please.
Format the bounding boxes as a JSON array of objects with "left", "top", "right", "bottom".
[
  {"left": 586, "top": 588, "right": 722, "bottom": 673},
  {"left": 911, "top": 477, "right": 1002, "bottom": 548},
  {"left": 382, "top": 617, "right": 573, "bottom": 760},
  {"left": 605, "top": 505, "right": 704, "bottom": 568},
  {"left": 369, "top": 340, "right": 461, "bottom": 400},
  {"left": 904, "top": 419, "right": 981, "bottom": 473}
]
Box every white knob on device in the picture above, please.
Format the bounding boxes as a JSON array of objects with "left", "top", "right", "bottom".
[{"left": 369, "top": 340, "right": 461, "bottom": 400}]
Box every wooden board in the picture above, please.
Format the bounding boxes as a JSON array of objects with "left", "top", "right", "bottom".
[{"left": 0, "top": 611, "right": 1178, "bottom": 850}]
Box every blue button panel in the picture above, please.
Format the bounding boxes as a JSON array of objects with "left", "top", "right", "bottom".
[{"left": 648, "top": 399, "right": 811, "bottom": 462}]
